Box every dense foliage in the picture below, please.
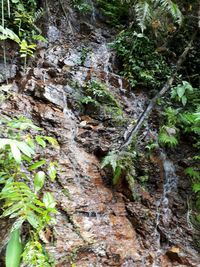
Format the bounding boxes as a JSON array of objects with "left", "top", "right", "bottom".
[
  {"left": 0, "top": 116, "right": 58, "bottom": 266},
  {"left": 1, "top": 0, "right": 200, "bottom": 262},
  {"left": 111, "top": 31, "right": 172, "bottom": 89},
  {"left": 98, "top": 0, "right": 200, "bottom": 225}
]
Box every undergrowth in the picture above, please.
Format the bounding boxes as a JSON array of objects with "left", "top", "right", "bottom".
[
  {"left": 111, "top": 31, "right": 172, "bottom": 89},
  {"left": 0, "top": 115, "right": 58, "bottom": 266},
  {"left": 158, "top": 81, "right": 200, "bottom": 223},
  {"left": 81, "top": 80, "right": 124, "bottom": 123}
]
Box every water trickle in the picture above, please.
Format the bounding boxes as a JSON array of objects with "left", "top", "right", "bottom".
[
  {"left": 88, "top": 0, "right": 96, "bottom": 22},
  {"left": 159, "top": 151, "right": 178, "bottom": 227},
  {"left": 62, "top": 89, "right": 82, "bottom": 187},
  {"left": 151, "top": 150, "right": 178, "bottom": 265}
]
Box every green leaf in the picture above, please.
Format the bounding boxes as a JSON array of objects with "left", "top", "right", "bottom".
[
  {"left": 35, "top": 135, "right": 46, "bottom": 148},
  {"left": 44, "top": 136, "right": 59, "bottom": 147},
  {"left": 26, "top": 212, "right": 39, "bottom": 229},
  {"left": 193, "top": 183, "right": 200, "bottom": 193},
  {"left": 29, "top": 160, "right": 46, "bottom": 171},
  {"left": 34, "top": 171, "right": 46, "bottom": 193},
  {"left": 177, "top": 85, "right": 185, "bottom": 98},
  {"left": 6, "top": 229, "right": 22, "bottom": 267},
  {"left": 185, "top": 167, "right": 200, "bottom": 180},
  {"left": 181, "top": 95, "right": 187, "bottom": 106},
  {"left": 17, "top": 141, "right": 34, "bottom": 157},
  {"left": 43, "top": 192, "right": 56, "bottom": 209},
  {"left": 0, "top": 26, "right": 20, "bottom": 43},
  {"left": 48, "top": 162, "right": 57, "bottom": 182},
  {"left": 101, "top": 151, "right": 118, "bottom": 171},
  {"left": 11, "top": 217, "right": 25, "bottom": 232},
  {"left": 113, "top": 166, "right": 122, "bottom": 185},
  {"left": 2, "top": 203, "right": 22, "bottom": 217},
  {"left": 10, "top": 142, "right": 21, "bottom": 163}
]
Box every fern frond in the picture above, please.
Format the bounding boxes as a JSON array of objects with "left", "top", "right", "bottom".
[
  {"left": 0, "top": 181, "right": 55, "bottom": 231},
  {"left": 155, "top": 0, "right": 182, "bottom": 24},
  {"left": 34, "top": 7, "right": 44, "bottom": 22},
  {"left": 159, "top": 129, "right": 178, "bottom": 147},
  {"left": 135, "top": 1, "right": 151, "bottom": 32}
]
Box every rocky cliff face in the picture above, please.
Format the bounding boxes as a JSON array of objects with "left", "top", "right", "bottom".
[{"left": 0, "top": 1, "right": 200, "bottom": 266}]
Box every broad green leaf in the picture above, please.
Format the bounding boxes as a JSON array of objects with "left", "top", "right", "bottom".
[
  {"left": 10, "top": 142, "right": 21, "bottom": 163},
  {"left": 0, "top": 26, "right": 20, "bottom": 43},
  {"left": 34, "top": 171, "right": 46, "bottom": 193},
  {"left": 182, "top": 81, "right": 193, "bottom": 91},
  {"left": 48, "top": 162, "right": 57, "bottom": 182},
  {"left": 11, "top": 217, "right": 25, "bottom": 232},
  {"left": 2, "top": 203, "right": 22, "bottom": 217},
  {"left": 17, "top": 141, "right": 34, "bottom": 157},
  {"left": 181, "top": 95, "right": 187, "bottom": 106},
  {"left": 177, "top": 85, "right": 185, "bottom": 98},
  {"left": 43, "top": 192, "right": 56, "bottom": 209},
  {"left": 25, "top": 136, "right": 35, "bottom": 149},
  {"left": 35, "top": 135, "right": 46, "bottom": 148},
  {"left": 29, "top": 159, "right": 46, "bottom": 171},
  {"left": 27, "top": 212, "right": 39, "bottom": 229},
  {"left": 6, "top": 229, "right": 22, "bottom": 267}
]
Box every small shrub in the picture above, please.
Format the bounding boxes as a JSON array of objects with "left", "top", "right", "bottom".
[{"left": 111, "top": 30, "right": 172, "bottom": 89}]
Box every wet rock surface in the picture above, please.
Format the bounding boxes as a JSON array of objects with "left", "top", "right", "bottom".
[{"left": 0, "top": 1, "right": 200, "bottom": 266}]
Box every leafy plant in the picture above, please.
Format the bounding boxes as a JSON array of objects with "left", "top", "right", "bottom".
[
  {"left": 122, "top": 0, "right": 182, "bottom": 33},
  {"left": 158, "top": 126, "right": 178, "bottom": 147},
  {"left": 158, "top": 107, "right": 179, "bottom": 147},
  {"left": 81, "top": 80, "right": 123, "bottom": 122},
  {"left": 95, "top": 0, "right": 129, "bottom": 26},
  {"left": 171, "top": 81, "right": 194, "bottom": 106},
  {"left": 0, "top": 25, "right": 20, "bottom": 43},
  {"left": 80, "top": 47, "right": 91, "bottom": 65},
  {"left": 71, "top": 0, "right": 92, "bottom": 14},
  {"left": 111, "top": 30, "right": 172, "bottom": 88},
  {"left": 22, "top": 239, "right": 52, "bottom": 267},
  {"left": 101, "top": 150, "right": 136, "bottom": 185},
  {"left": 19, "top": 39, "right": 36, "bottom": 69},
  {"left": 0, "top": 0, "right": 45, "bottom": 70},
  {"left": 0, "top": 116, "right": 58, "bottom": 266}
]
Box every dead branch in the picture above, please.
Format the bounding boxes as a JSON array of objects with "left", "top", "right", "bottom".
[{"left": 120, "top": 31, "right": 197, "bottom": 151}]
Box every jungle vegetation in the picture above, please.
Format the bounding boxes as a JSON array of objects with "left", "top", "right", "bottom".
[{"left": 0, "top": 0, "right": 200, "bottom": 266}]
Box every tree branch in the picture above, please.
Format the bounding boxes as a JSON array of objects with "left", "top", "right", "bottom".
[{"left": 120, "top": 31, "right": 197, "bottom": 151}]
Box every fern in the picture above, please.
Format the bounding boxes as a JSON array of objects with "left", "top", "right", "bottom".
[
  {"left": 159, "top": 128, "right": 178, "bottom": 147},
  {"left": 101, "top": 150, "right": 136, "bottom": 185},
  {"left": 185, "top": 167, "right": 200, "bottom": 180},
  {"left": 0, "top": 116, "right": 57, "bottom": 265},
  {"left": 122, "top": 0, "right": 182, "bottom": 32},
  {"left": 156, "top": 0, "right": 182, "bottom": 24},
  {"left": 0, "top": 181, "right": 56, "bottom": 231},
  {"left": 135, "top": 1, "right": 151, "bottom": 33},
  {"left": 34, "top": 7, "right": 44, "bottom": 22}
]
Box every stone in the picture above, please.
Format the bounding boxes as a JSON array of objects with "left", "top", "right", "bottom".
[
  {"left": 47, "top": 26, "right": 61, "bottom": 43},
  {"left": 0, "top": 62, "right": 17, "bottom": 83}
]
